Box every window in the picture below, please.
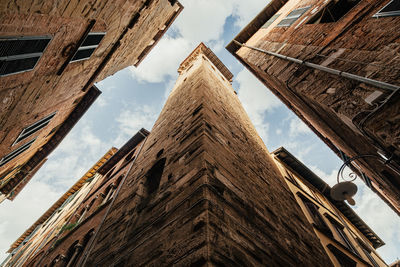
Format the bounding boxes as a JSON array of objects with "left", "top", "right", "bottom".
[
  {"left": 327, "top": 244, "right": 357, "bottom": 267},
  {"left": 328, "top": 217, "right": 360, "bottom": 256},
  {"left": 145, "top": 158, "right": 166, "bottom": 195},
  {"left": 373, "top": 0, "right": 400, "bottom": 17},
  {"left": 277, "top": 6, "right": 310, "bottom": 27},
  {"left": 70, "top": 33, "right": 105, "bottom": 62},
  {"left": 262, "top": 13, "right": 281, "bottom": 28},
  {"left": 307, "top": 0, "right": 360, "bottom": 24},
  {"left": 357, "top": 239, "right": 379, "bottom": 267},
  {"left": 0, "top": 139, "right": 36, "bottom": 167},
  {"left": 13, "top": 112, "right": 56, "bottom": 145},
  {"left": 299, "top": 194, "right": 333, "bottom": 236},
  {"left": 0, "top": 36, "right": 51, "bottom": 76}
]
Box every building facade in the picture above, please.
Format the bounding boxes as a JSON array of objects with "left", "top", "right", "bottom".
[
  {"left": 2, "top": 130, "right": 148, "bottom": 266},
  {"left": 4, "top": 43, "right": 338, "bottom": 266},
  {"left": 0, "top": 0, "right": 183, "bottom": 203},
  {"left": 226, "top": 0, "right": 400, "bottom": 216},
  {"left": 273, "top": 147, "right": 386, "bottom": 267}
]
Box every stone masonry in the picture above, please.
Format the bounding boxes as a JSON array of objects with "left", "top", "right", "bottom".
[
  {"left": 79, "top": 44, "right": 332, "bottom": 266},
  {"left": 227, "top": 0, "right": 400, "bottom": 215}
]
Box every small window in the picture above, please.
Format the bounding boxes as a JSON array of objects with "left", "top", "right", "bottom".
[
  {"left": 0, "top": 139, "right": 36, "bottom": 167},
  {"left": 145, "top": 158, "right": 166, "bottom": 195},
  {"left": 327, "top": 244, "right": 357, "bottom": 267},
  {"left": 13, "top": 112, "right": 56, "bottom": 145},
  {"left": 70, "top": 33, "right": 105, "bottom": 62},
  {"left": 277, "top": 6, "right": 310, "bottom": 27},
  {"left": 327, "top": 217, "right": 360, "bottom": 256},
  {"left": 262, "top": 14, "right": 281, "bottom": 28},
  {"left": 299, "top": 194, "right": 333, "bottom": 236},
  {"left": 307, "top": 0, "right": 360, "bottom": 24},
  {"left": 373, "top": 0, "right": 400, "bottom": 17},
  {"left": 357, "top": 239, "right": 379, "bottom": 267},
  {"left": 0, "top": 36, "right": 51, "bottom": 76}
]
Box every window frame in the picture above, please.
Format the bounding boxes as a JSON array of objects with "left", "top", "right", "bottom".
[
  {"left": 0, "top": 35, "right": 52, "bottom": 77},
  {"left": 373, "top": 0, "right": 400, "bottom": 18},
  {"left": 0, "top": 139, "right": 36, "bottom": 167},
  {"left": 276, "top": 6, "right": 311, "bottom": 27},
  {"left": 13, "top": 112, "right": 56, "bottom": 146},
  {"left": 70, "top": 32, "right": 106, "bottom": 63}
]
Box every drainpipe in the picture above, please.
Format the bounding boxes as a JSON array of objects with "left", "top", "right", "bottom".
[
  {"left": 234, "top": 40, "right": 400, "bottom": 168},
  {"left": 233, "top": 40, "right": 399, "bottom": 92},
  {"left": 77, "top": 131, "right": 148, "bottom": 266}
]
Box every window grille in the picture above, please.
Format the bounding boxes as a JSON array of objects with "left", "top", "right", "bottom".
[
  {"left": 70, "top": 33, "right": 105, "bottom": 62},
  {"left": 0, "top": 36, "right": 51, "bottom": 76},
  {"left": 262, "top": 14, "right": 281, "bottom": 28},
  {"left": 373, "top": 0, "right": 400, "bottom": 17},
  {"left": 0, "top": 139, "right": 36, "bottom": 167},
  {"left": 277, "top": 6, "right": 310, "bottom": 27},
  {"left": 13, "top": 112, "right": 56, "bottom": 145}
]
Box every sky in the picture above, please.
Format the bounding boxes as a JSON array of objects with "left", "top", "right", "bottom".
[{"left": 0, "top": 0, "right": 399, "bottom": 264}]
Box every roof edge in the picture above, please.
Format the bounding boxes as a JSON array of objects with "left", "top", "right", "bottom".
[
  {"left": 272, "top": 146, "right": 385, "bottom": 249},
  {"left": 226, "top": 0, "right": 288, "bottom": 55}
]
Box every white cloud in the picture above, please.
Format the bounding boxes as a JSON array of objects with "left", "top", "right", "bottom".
[
  {"left": 129, "top": 36, "right": 192, "bottom": 83},
  {"left": 289, "top": 117, "right": 312, "bottom": 137},
  {"left": 232, "top": 0, "right": 272, "bottom": 28},
  {"left": 236, "top": 68, "right": 282, "bottom": 142},
  {"left": 0, "top": 180, "right": 62, "bottom": 261},
  {"left": 129, "top": 0, "right": 268, "bottom": 84},
  {"left": 115, "top": 105, "right": 158, "bottom": 146}
]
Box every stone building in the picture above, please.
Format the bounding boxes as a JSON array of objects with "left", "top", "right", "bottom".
[
  {"left": 4, "top": 43, "right": 334, "bottom": 266},
  {"left": 226, "top": 0, "right": 400, "bottom": 216},
  {"left": 273, "top": 147, "right": 386, "bottom": 267},
  {"left": 0, "top": 0, "right": 183, "bottom": 203}
]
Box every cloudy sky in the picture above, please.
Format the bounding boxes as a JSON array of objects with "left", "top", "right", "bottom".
[{"left": 1, "top": 0, "right": 399, "bottom": 264}]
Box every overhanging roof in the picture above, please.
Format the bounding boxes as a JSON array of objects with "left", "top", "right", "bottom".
[
  {"left": 272, "top": 147, "right": 385, "bottom": 249},
  {"left": 226, "top": 0, "right": 288, "bottom": 55},
  {"left": 97, "top": 128, "right": 149, "bottom": 175},
  {"left": 1, "top": 85, "right": 102, "bottom": 196},
  {"left": 9, "top": 147, "right": 117, "bottom": 252}
]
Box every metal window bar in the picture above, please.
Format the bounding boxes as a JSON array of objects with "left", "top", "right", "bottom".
[
  {"left": 0, "top": 36, "right": 51, "bottom": 76},
  {"left": 13, "top": 112, "right": 56, "bottom": 146},
  {"left": 0, "top": 139, "right": 36, "bottom": 167},
  {"left": 262, "top": 13, "right": 281, "bottom": 28},
  {"left": 70, "top": 33, "right": 105, "bottom": 63},
  {"left": 373, "top": 0, "right": 400, "bottom": 18},
  {"left": 277, "top": 6, "right": 310, "bottom": 27}
]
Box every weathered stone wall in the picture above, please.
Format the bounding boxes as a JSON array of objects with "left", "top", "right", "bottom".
[
  {"left": 83, "top": 47, "right": 332, "bottom": 266},
  {"left": 0, "top": 0, "right": 181, "bottom": 200},
  {"left": 234, "top": 0, "right": 400, "bottom": 214}
]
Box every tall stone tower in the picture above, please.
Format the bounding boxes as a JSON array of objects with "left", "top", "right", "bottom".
[{"left": 82, "top": 43, "right": 331, "bottom": 266}]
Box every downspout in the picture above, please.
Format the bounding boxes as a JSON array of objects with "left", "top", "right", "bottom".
[
  {"left": 234, "top": 40, "right": 400, "bottom": 169},
  {"left": 233, "top": 40, "right": 399, "bottom": 92},
  {"left": 77, "top": 131, "right": 148, "bottom": 266}
]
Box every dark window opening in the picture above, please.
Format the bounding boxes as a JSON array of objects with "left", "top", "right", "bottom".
[
  {"left": 0, "top": 139, "right": 36, "bottom": 167},
  {"left": 298, "top": 194, "right": 333, "bottom": 237},
  {"left": 327, "top": 216, "right": 360, "bottom": 256},
  {"left": 373, "top": 0, "right": 400, "bottom": 17},
  {"left": 14, "top": 112, "right": 56, "bottom": 145},
  {"left": 307, "top": 0, "right": 360, "bottom": 24},
  {"left": 0, "top": 36, "right": 51, "bottom": 76},
  {"left": 145, "top": 158, "right": 166, "bottom": 195},
  {"left": 327, "top": 244, "right": 357, "bottom": 267},
  {"left": 70, "top": 33, "right": 105, "bottom": 63},
  {"left": 357, "top": 239, "right": 379, "bottom": 267},
  {"left": 156, "top": 149, "right": 164, "bottom": 158},
  {"left": 277, "top": 6, "right": 310, "bottom": 27}
]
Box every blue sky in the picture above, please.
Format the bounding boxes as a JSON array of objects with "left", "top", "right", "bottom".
[{"left": 0, "top": 0, "right": 399, "bottom": 263}]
